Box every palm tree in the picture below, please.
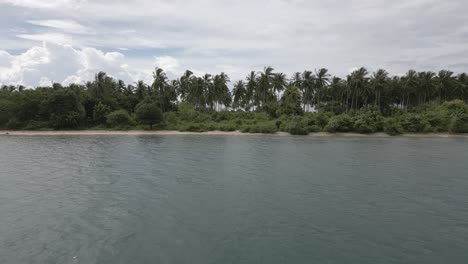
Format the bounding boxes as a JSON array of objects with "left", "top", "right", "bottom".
[
  {"left": 272, "top": 72, "right": 287, "bottom": 101},
  {"left": 152, "top": 67, "right": 168, "bottom": 111},
  {"left": 370, "top": 69, "right": 388, "bottom": 109},
  {"left": 347, "top": 67, "right": 369, "bottom": 111},
  {"left": 179, "top": 70, "right": 193, "bottom": 101},
  {"left": 246, "top": 71, "right": 257, "bottom": 110},
  {"left": 313, "top": 68, "right": 331, "bottom": 106},
  {"left": 213, "top": 72, "right": 230, "bottom": 111},
  {"left": 135, "top": 80, "right": 147, "bottom": 101},
  {"left": 232, "top": 80, "right": 247, "bottom": 110},
  {"left": 418, "top": 71, "right": 436, "bottom": 104},
  {"left": 435, "top": 70, "right": 455, "bottom": 104},
  {"left": 257, "top": 66, "right": 275, "bottom": 106},
  {"left": 201, "top": 74, "right": 214, "bottom": 110},
  {"left": 400, "top": 70, "right": 418, "bottom": 110},
  {"left": 301, "top": 70, "right": 314, "bottom": 111}
]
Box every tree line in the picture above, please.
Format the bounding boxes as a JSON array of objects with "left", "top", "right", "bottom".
[{"left": 0, "top": 66, "right": 467, "bottom": 134}]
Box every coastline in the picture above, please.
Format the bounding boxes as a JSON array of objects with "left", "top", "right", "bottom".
[{"left": 0, "top": 130, "right": 467, "bottom": 138}]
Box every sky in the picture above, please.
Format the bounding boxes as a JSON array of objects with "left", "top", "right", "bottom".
[{"left": 0, "top": 0, "right": 467, "bottom": 87}]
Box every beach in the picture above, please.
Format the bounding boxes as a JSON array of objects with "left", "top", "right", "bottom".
[{"left": 1, "top": 130, "right": 467, "bottom": 138}]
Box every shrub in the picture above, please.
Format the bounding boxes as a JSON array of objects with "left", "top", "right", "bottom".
[
  {"left": 400, "top": 113, "right": 432, "bottom": 133},
  {"left": 135, "top": 101, "right": 163, "bottom": 129},
  {"left": 6, "top": 118, "right": 22, "bottom": 130},
  {"left": 324, "top": 114, "right": 353, "bottom": 132},
  {"left": 218, "top": 122, "right": 237, "bottom": 131},
  {"left": 448, "top": 113, "right": 468, "bottom": 133},
  {"left": 307, "top": 125, "right": 321, "bottom": 133},
  {"left": 352, "top": 111, "right": 384, "bottom": 133},
  {"left": 106, "top": 110, "right": 135, "bottom": 128},
  {"left": 287, "top": 116, "right": 308, "bottom": 135},
  {"left": 316, "top": 112, "right": 332, "bottom": 129},
  {"left": 288, "top": 121, "right": 308, "bottom": 135},
  {"left": 423, "top": 111, "right": 448, "bottom": 132},
  {"left": 241, "top": 122, "right": 277, "bottom": 133},
  {"left": 384, "top": 118, "right": 403, "bottom": 136},
  {"left": 178, "top": 123, "right": 207, "bottom": 132},
  {"left": 50, "top": 112, "right": 83, "bottom": 129},
  {"left": 92, "top": 102, "right": 111, "bottom": 124}
]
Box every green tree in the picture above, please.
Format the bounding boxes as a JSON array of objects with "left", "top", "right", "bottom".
[{"left": 135, "top": 100, "right": 163, "bottom": 129}]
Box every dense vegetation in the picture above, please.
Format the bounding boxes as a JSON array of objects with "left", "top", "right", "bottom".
[{"left": 1, "top": 67, "right": 468, "bottom": 135}]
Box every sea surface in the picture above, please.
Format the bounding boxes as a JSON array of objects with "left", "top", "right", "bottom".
[{"left": 0, "top": 135, "right": 467, "bottom": 264}]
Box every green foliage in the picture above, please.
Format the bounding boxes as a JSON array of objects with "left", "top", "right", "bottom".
[
  {"left": 92, "top": 102, "right": 111, "bottom": 124},
  {"left": 352, "top": 111, "right": 384, "bottom": 133},
  {"left": 0, "top": 65, "right": 467, "bottom": 135},
  {"left": 0, "top": 99, "right": 14, "bottom": 127},
  {"left": 448, "top": 113, "right": 468, "bottom": 133},
  {"left": 384, "top": 118, "right": 403, "bottom": 136},
  {"left": 135, "top": 100, "right": 163, "bottom": 129},
  {"left": 279, "top": 86, "right": 303, "bottom": 116},
  {"left": 241, "top": 122, "right": 277, "bottom": 133},
  {"left": 288, "top": 117, "right": 308, "bottom": 135},
  {"left": 106, "top": 110, "right": 135, "bottom": 128},
  {"left": 400, "top": 113, "right": 432, "bottom": 133},
  {"left": 324, "top": 114, "right": 353, "bottom": 132},
  {"left": 41, "top": 89, "right": 85, "bottom": 129}
]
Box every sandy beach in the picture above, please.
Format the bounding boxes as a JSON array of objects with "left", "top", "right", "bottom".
[{"left": 0, "top": 130, "right": 467, "bottom": 138}]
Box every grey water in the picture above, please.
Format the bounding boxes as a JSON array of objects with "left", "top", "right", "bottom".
[{"left": 0, "top": 135, "right": 467, "bottom": 264}]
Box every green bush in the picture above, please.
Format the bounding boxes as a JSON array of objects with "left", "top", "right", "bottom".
[
  {"left": 384, "top": 118, "right": 403, "bottom": 136},
  {"left": 178, "top": 122, "right": 207, "bottom": 132},
  {"left": 106, "top": 110, "right": 135, "bottom": 128},
  {"left": 352, "top": 111, "right": 384, "bottom": 133},
  {"left": 324, "top": 114, "right": 353, "bottom": 132},
  {"left": 241, "top": 122, "right": 277, "bottom": 133},
  {"left": 218, "top": 122, "right": 237, "bottom": 131},
  {"left": 423, "top": 111, "right": 448, "bottom": 132},
  {"left": 288, "top": 121, "right": 308, "bottom": 135},
  {"left": 23, "top": 120, "right": 50, "bottom": 130},
  {"left": 50, "top": 112, "right": 83, "bottom": 129},
  {"left": 135, "top": 100, "right": 163, "bottom": 129},
  {"left": 448, "top": 113, "right": 468, "bottom": 133},
  {"left": 307, "top": 125, "right": 321, "bottom": 133},
  {"left": 400, "top": 113, "right": 432, "bottom": 133},
  {"left": 6, "top": 118, "right": 22, "bottom": 130}
]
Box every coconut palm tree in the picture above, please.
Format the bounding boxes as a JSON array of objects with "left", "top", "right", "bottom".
[
  {"left": 313, "top": 68, "right": 331, "bottom": 106},
  {"left": 435, "top": 70, "right": 455, "bottom": 104},
  {"left": 152, "top": 67, "right": 168, "bottom": 111},
  {"left": 232, "top": 80, "right": 246, "bottom": 110},
  {"left": 246, "top": 71, "right": 257, "bottom": 110},
  {"left": 347, "top": 67, "right": 369, "bottom": 111},
  {"left": 370, "top": 69, "right": 389, "bottom": 109},
  {"left": 272, "top": 72, "right": 287, "bottom": 101},
  {"left": 257, "top": 66, "right": 275, "bottom": 106}
]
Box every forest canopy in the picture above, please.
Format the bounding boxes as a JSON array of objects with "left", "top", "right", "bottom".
[{"left": 1, "top": 67, "right": 467, "bottom": 135}]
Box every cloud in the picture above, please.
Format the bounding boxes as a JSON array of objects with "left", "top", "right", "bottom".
[
  {"left": 154, "top": 56, "right": 179, "bottom": 74},
  {"left": 16, "top": 33, "right": 74, "bottom": 45},
  {"left": 0, "top": 42, "right": 139, "bottom": 87},
  {"left": 0, "top": 0, "right": 468, "bottom": 86},
  {"left": 0, "top": 0, "right": 86, "bottom": 9},
  {"left": 27, "top": 19, "right": 93, "bottom": 34}
]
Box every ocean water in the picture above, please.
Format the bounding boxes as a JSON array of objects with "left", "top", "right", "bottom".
[{"left": 0, "top": 135, "right": 467, "bottom": 264}]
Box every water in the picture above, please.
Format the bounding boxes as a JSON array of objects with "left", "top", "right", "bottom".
[{"left": 0, "top": 135, "right": 467, "bottom": 264}]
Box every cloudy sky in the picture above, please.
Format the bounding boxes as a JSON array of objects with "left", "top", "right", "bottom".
[{"left": 0, "top": 0, "right": 467, "bottom": 87}]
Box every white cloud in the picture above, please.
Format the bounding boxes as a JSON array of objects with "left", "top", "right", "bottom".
[
  {"left": 0, "top": 0, "right": 86, "bottom": 9},
  {"left": 154, "top": 56, "right": 179, "bottom": 74},
  {"left": 16, "top": 33, "right": 74, "bottom": 45},
  {"left": 1, "top": 0, "right": 468, "bottom": 85},
  {"left": 0, "top": 42, "right": 140, "bottom": 87},
  {"left": 27, "top": 19, "right": 93, "bottom": 34}
]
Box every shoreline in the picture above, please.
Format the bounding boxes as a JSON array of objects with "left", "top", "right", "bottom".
[{"left": 0, "top": 130, "right": 467, "bottom": 138}]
